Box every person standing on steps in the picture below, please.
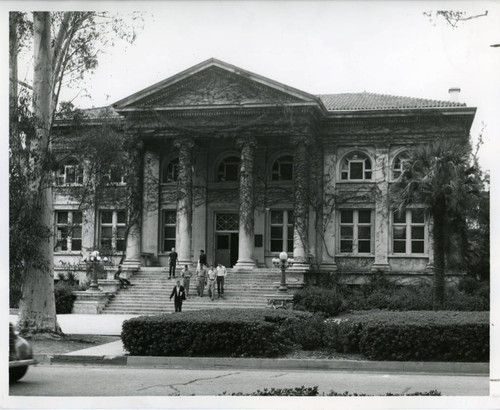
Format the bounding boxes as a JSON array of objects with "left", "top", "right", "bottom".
[
  {"left": 207, "top": 265, "right": 217, "bottom": 301},
  {"left": 196, "top": 263, "right": 207, "bottom": 297},
  {"left": 180, "top": 264, "right": 191, "bottom": 298},
  {"left": 168, "top": 247, "right": 179, "bottom": 279},
  {"left": 198, "top": 250, "right": 207, "bottom": 267},
  {"left": 170, "top": 280, "right": 186, "bottom": 312},
  {"left": 216, "top": 263, "right": 227, "bottom": 298}
]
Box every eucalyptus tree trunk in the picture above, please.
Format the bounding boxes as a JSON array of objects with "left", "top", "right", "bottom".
[{"left": 18, "top": 12, "right": 60, "bottom": 334}]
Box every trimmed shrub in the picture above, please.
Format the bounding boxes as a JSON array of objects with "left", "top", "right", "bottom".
[
  {"left": 279, "top": 313, "right": 325, "bottom": 350},
  {"left": 224, "top": 386, "right": 441, "bottom": 396},
  {"left": 323, "top": 310, "right": 489, "bottom": 362},
  {"left": 54, "top": 282, "right": 76, "bottom": 314},
  {"left": 293, "top": 286, "right": 343, "bottom": 317},
  {"left": 121, "top": 309, "right": 314, "bottom": 358}
]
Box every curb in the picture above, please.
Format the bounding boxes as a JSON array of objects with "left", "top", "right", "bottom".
[{"left": 36, "top": 354, "right": 489, "bottom": 374}]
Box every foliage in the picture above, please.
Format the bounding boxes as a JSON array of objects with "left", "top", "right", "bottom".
[
  {"left": 121, "top": 309, "right": 314, "bottom": 358},
  {"left": 223, "top": 386, "right": 441, "bottom": 396},
  {"left": 54, "top": 281, "right": 76, "bottom": 314},
  {"left": 293, "top": 286, "right": 344, "bottom": 317},
  {"left": 279, "top": 313, "right": 325, "bottom": 350},
  {"left": 324, "top": 311, "right": 489, "bottom": 362},
  {"left": 391, "top": 139, "right": 483, "bottom": 308}
]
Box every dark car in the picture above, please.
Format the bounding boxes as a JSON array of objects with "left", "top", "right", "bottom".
[{"left": 9, "top": 323, "right": 37, "bottom": 383}]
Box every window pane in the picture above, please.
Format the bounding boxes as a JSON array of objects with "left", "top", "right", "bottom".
[
  {"left": 72, "top": 239, "right": 82, "bottom": 251},
  {"left": 117, "top": 211, "right": 126, "bottom": 224},
  {"left": 271, "top": 211, "right": 283, "bottom": 224},
  {"left": 340, "top": 226, "right": 353, "bottom": 239},
  {"left": 411, "top": 241, "right": 425, "bottom": 254},
  {"left": 341, "top": 171, "right": 348, "bottom": 180},
  {"left": 280, "top": 163, "right": 293, "bottom": 180},
  {"left": 117, "top": 227, "right": 126, "bottom": 238},
  {"left": 287, "top": 226, "right": 294, "bottom": 240},
  {"left": 412, "top": 209, "right": 425, "bottom": 223},
  {"left": 287, "top": 211, "right": 294, "bottom": 224},
  {"left": 101, "top": 211, "right": 112, "bottom": 224},
  {"left": 116, "top": 240, "right": 125, "bottom": 252},
  {"left": 358, "top": 210, "right": 371, "bottom": 223},
  {"left": 164, "top": 226, "right": 176, "bottom": 238},
  {"left": 57, "top": 212, "right": 68, "bottom": 224},
  {"left": 72, "top": 227, "right": 82, "bottom": 238},
  {"left": 101, "top": 227, "right": 112, "bottom": 238},
  {"left": 358, "top": 240, "right": 371, "bottom": 253},
  {"left": 340, "top": 240, "right": 353, "bottom": 253},
  {"left": 271, "top": 226, "right": 283, "bottom": 240},
  {"left": 57, "top": 239, "right": 68, "bottom": 251},
  {"left": 225, "top": 163, "right": 239, "bottom": 181},
  {"left": 165, "top": 239, "right": 175, "bottom": 251},
  {"left": 101, "top": 238, "right": 112, "bottom": 249},
  {"left": 393, "top": 210, "right": 406, "bottom": 224},
  {"left": 358, "top": 226, "right": 371, "bottom": 240},
  {"left": 411, "top": 226, "right": 425, "bottom": 240},
  {"left": 271, "top": 240, "right": 283, "bottom": 252},
  {"left": 287, "top": 239, "right": 294, "bottom": 253},
  {"left": 340, "top": 210, "right": 353, "bottom": 224},
  {"left": 165, "top": 211, "right": 176, "bottom": 224},
  {"left": 393, "top": 226, "right": 406, "bottom": 240},
  {"left": 350, "top": 162, "right": 363, "bottom": 179},
  {"left": 66, "top": 166, "right": 76, "bottom": 183},
  {"left": 393, "top": 241, "right": 406, "bottom": 253},
  {"left": 364, "top": 171, "right": 372, "bottom": 179},
  {"left": 73, "top": 212, "right": 82, "bottom": 224}
]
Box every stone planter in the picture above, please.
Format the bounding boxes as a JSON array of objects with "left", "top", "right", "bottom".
[
  {"left": 98, "top": 279, "right": 121, "bottom": 294},
  {"left": 72, "top": 290, "right": 110, "bottom": 314}
]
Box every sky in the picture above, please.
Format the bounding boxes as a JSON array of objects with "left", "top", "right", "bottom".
[{"left": 40, "top": 1, "right": 499, "bottom": 173}]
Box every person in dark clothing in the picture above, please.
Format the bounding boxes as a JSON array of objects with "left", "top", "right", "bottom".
[
  {"left": 114, "top": 265, "right": 133, "bottom": 289},
  {"left": 170, "top": 280, "right": 186, "bottom": 312},
  {"left": 168, "top": 248, "right": 179, "bottom": 278},
  {"left": 198, "top": 250, "right": 207, "bottom": 266}
]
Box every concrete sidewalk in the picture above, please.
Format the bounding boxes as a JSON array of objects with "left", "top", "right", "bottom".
[
  {"left": 10, "top": 313, "right": 490, "bottom": 375},
  {"left": 9, "top": 313, "right": 139, "bottom": 336}
]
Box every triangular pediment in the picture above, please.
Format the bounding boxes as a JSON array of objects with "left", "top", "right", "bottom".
[{"left": 113, "top": 59, "right": 320, "bottom": 110}]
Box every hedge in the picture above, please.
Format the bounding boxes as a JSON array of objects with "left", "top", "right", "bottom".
[
  {"left": 121, "top": 308, "right": 314, "bottom": 357},
  {"left": 324, "top": 310, "right": 489, "bottom": 362}
]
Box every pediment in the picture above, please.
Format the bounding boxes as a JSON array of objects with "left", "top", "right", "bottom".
[{"left": 114, "top": 59, "right": 319, "bottom": 110}]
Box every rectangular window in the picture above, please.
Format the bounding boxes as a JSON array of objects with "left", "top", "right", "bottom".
[
  {"left": 339, "top": 209, "right": 372, "bottom": 254},
  {"left": 55, "top": 211, "right": 82, "bottom": 252},
  {"left": 100, "top": 210, "right": 127, "bottom": 253},
  {"left": 163, "top": 210, "right": 176, "bottom": 252},
  {"left": 270, "top": 210, "right": 294, "bottom": 253},
  {"left": 392, "top": 209, "right": 426, "bottom": 254}
]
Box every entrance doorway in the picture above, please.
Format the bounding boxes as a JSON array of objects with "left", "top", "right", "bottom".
[{"left": 214, "top": 212, "right": 239, "bottom": 268}]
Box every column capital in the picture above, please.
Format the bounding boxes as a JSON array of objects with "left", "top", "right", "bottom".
[
  {"left": 174, "top": 136, "right": 195, "bottom": 149},
  {"left": 236, "top": 135, "right": 257, "bottom": 149}
]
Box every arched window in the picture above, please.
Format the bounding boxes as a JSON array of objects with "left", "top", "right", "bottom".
[
  {"left": 56, "top": 158, "right": 83, "bottom": 185},
  {"left": 104, "top": 164, "right": 126, "bottom": 184},
  {"left": 162, "top": 158, "right": 179, "bottom": 183},
  {"left": 340, "top": 152, "right": 372, "bottom": 181},
  {"left": 271, "top": 155, "right": 293, "bottom": 181},
  {"left": 392, "top": 152, "right": 410, "bottom": 180},
  {"left": 217, "top": 156, "right": 240, "bottom": 182}
]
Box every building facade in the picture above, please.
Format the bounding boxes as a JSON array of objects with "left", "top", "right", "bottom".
[{"left": 53, "top": 59, "right": 476, "bottom": 282}]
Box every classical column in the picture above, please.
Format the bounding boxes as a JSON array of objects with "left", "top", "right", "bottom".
[
  {"left": 292, "top": 134, "right": 310, "bottom": 269},
  {"left": 372, "top": 145, "right": 391, "bottom": 271},
  {"left": 122, "top": 140, "right": 144, "bottom": 272},
  {"left": 175, "top": 137, "right": 194, "bottom": 266},
  {"left": 234, "top": 136, "right": 257, "bottom": 270},
  {"left": 320, "top": 144, "right": 338, "bottom": 271}
]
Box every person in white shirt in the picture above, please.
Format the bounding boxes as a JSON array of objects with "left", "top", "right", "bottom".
[{"left": 216, "top": 263, "right": 227, "bottom": 298}]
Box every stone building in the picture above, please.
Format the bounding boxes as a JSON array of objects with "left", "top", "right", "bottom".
[{"left": 53, "top": 58, "right": 476, "bottom": 283}]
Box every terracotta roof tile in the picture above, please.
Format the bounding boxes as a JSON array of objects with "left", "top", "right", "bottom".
[{"left": 317, "top": 92, "right": 466, "bottom": 111}]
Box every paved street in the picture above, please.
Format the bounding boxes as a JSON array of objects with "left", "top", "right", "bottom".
[{"left": 9, "top": 364, "right": 489, "bottom": 397}]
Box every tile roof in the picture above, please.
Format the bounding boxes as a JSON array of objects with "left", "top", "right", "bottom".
[
  {"left": 317, "top": 92, "right": 466, "bottom": 111},
  {"left": 55, "top": 106, "right": 121, "bottom": 121}
]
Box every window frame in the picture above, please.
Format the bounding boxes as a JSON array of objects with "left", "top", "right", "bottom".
[
  {"left": 216, "top": 156, "right": 240, "bottom": 182},
  {"left": 271, "top": 155, "right": 294, "bottom": 181},
  {"left": 99, "top": 210, "right": 127, "bottom": 253},
  {"left": 269, "top": 209, "right": 294, "bottom": 253},
  {"left": 338, "top": 209, "right": 374, "bottom": 255},
  {"left": 56, "top": 158, "right": 83, "bottom": 186},
  {"left": 55, "top": 210, "right": 83, "bottom": 252},
  {"left": 162, "top": 209, "right": 177, "bottom": 253},
  {"left": 161, "top": 158, "right": 179, "bottom": 184},
  {"left": 339, "top": 152, "right": 373, "bottom": 182},
  {"left": 392, "top": 151, "right": 410, "bottom": 180},
  {"left": 391, "top": 208, "right": 427, "bottom": 255}
]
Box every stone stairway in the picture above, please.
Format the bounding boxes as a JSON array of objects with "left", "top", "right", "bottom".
[{"left": 103, "top": 267, "right": 282, "bottom": 314}]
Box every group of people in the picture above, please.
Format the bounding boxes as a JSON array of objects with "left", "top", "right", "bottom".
[{"left": 168, "top": 249, "right": 227, "bottom": 312}]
